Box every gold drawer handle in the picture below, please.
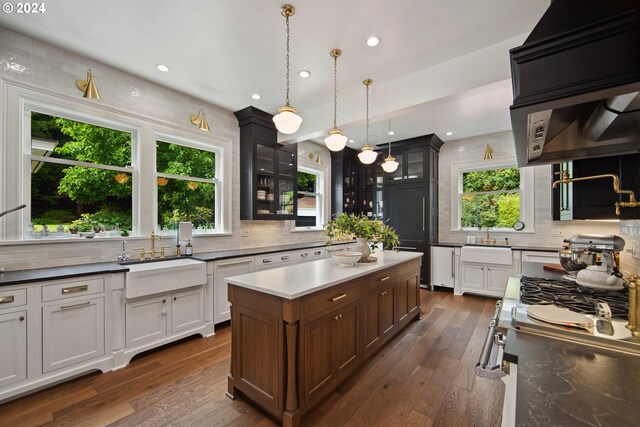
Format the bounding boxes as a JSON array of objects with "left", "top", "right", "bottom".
[
  {"left": 0, "top": 295, "right": 15, "bottom": 304},
  {"left": 379, "top": 276, "right": 390, "bottom": 282},
  {"left": 330, "top": 293, "right": 347, "bottom": 302},
  {"left": 333, "top": 314, "right": 343, "bottom": 321},
  {"left": 61, "top": 285, "right": 89, "bottom": 294},
  {"left": 262, "top": 259, "right": 272, "bottom": 263},
  {"left": 380, "top": 291, "right": 387, "bottom": 296},
  {"left": 60, "top": 301, "right": 91, "bottom": 310},
  {"left": 281, "top": 256, "right": 290, "bottom": 260}
]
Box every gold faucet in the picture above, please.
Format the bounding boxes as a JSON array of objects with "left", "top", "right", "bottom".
[
  {"left": 552, "top": 170, "right": 639, "bottom": 215},
  {"left": 150, "top": 230, "right": 162, "bottom": 259},
  {"left": 481, "top": 228, "right": 496, "bottom": 245}
]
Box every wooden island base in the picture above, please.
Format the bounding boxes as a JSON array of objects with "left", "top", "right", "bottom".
[{"left": 226, "top": 255, "right": 421, "bottom": 427}]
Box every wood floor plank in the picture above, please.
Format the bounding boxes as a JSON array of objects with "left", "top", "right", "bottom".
[{"left": 0, "top": 290, "right": 505, "bottom": 427}]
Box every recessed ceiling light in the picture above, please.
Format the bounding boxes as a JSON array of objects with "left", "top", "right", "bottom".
[
  {"left": 366, "top": 36, "right": 381, "bottom": 47},
  {"left": 298, "top": 70, "right": 311, "bottom": 78},
  {"left": 387, "top": 130, "right": 395, "bottom": 136},
  {"left": 446, "top": 131, "right": 453, "bottom": 136},
  {"left": 252, "top": 93, "right": 262, "bottom": 100},
  {"left": 348, "top": 139, "right": 354, "bottom": 143},
  {"left": 156, "top": 64, "right": 170, "bottom": 72}
]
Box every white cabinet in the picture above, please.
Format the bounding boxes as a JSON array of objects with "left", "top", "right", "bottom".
[
  {"left": 172, "top": 287, "right": 205, "bottom": 333},
  {"left": 125, "top": 287, "right": 205, "bottom": 349},
  {"left": 42, "top": 296, "right": 105, "bottom": 373},
  {"left": 0, "top": 310, "right": 27, "bottom": 387},
  {"left": 460, "top": 263, "right": 512, "bottom": 297},
  {"left": 125, "top": 295, "right": 168, "bottom": 348},
  {"left": 255, "top": 251, "right": 297, "bottom": 271},
  {"left": 296, "top": 248, "right": 326, "bottom": 263},
  {"left": 431, "top": 246, "right": 455, "bottom": 289},
  {"left": 459, "top": 246, "right": 513, "bottom": 297},
  {"left": 213, "top": 257, "right": 254, "bottom": 324}
]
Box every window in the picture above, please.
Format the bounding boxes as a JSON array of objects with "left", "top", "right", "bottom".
[
  {"left": 28, "top": 112, "right": 133, "bottom": 237},
  {"left": 461, "top": 167, "right": 520, "bottom": 228},
  {"left": 156, "top": 139, "right": 218, "bottom": 233},
  {"left": 451, "top": 160, "right": 534, "bottom": 232},
  {"left": 295, "top": 167, "right": 324, "bottom": 229}
]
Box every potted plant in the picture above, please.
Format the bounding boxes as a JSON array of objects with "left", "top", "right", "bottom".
[{"left": 325, "top": 213, "right": 400, "bottom": 262}]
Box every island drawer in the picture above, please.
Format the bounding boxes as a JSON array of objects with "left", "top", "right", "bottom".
[
  {"left": 398, "top": 258, "right": 421, "bottom": 277},
  {"left": 41, "top": 277, "right": 105, "bottom": 302},
  {"left": 303, "top": 280, "right": 360, "bottom": 319},
  {"left": 367, "top": 267, "right": 398, "bottom": 288}
]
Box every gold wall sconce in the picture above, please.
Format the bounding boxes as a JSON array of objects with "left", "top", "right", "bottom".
[
  {"left": 76, "top": 69, "right": 101, "bottom": 99},
  {"left": 484, "top": 144, "right": 494, "bottom": 160},
  {"left": 308, "top": 151, "right": 323, "bottom": 165},
  {"left": 190, "top": 109, "right": 211, "bottom": 132}
]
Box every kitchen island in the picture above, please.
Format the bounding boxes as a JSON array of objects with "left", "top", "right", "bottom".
[{"left": 225, "top": 250, "right": 422, "bottom": 427}]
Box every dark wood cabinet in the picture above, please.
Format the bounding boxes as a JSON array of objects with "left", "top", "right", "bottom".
[
  {"left": 330, "top": 147, "right": 375, "bottom": 217},
  {"left": 378, "top": 134, "right": 443, "bottom": 285},
  {"left": 553, "top": 154, "right": 640, "bottom": 220},
  {"left": 234, "top": 106, "right": 298, "bottom": 220}
]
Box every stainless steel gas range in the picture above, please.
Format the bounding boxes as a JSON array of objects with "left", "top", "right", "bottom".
[{"left": 476, "top": 275, "right": 639, "bottom": 426}]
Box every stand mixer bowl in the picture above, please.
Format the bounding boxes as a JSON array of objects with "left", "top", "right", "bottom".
[{"left": 559, "top": 249, "right": 597, "bottom": 277}]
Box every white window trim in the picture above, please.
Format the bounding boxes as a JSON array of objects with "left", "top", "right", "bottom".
[
  {"left": 154, "top": 133, "right": 223, "bottom": 235},
  {"left": 0, "top": 80, "right": 232, "bottom": 242},
  {"left": 293, "top": 158, "right": 329, "bottom": 232},
  {"left": 449, "top": 157, "right": 535, "bottom": 233}
]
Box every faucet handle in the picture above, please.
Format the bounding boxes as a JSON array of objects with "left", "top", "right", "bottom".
[
  {"left": 132, "top": 247, "right": 145, "bottom": 260},
  {"left": 160, "top": 246, "right": 171, "bottom": 259}
]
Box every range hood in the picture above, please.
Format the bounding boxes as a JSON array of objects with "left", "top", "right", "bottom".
[{"left": 510, "top": 0, "right": 640, "bottom": 167}]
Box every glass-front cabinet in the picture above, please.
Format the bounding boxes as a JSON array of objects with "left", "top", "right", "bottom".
[
  {"left": 235, "top": 106, "right": 298, "bottom": 220},
  {"left": 384, "top": 149, "right": 424, "bottom": 183}
]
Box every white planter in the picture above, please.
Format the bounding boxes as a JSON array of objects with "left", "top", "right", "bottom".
[{"left": 353, "top": 237, "right": 371, "bottom": 262}]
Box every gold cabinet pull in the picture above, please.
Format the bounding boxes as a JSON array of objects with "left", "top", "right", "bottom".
[
  {"left": 333, "top": 314, "right": 343, "bottom": 321},
  {"left": 380, "top": 290, "right": 387, "bottom": 296},
  {"left": 330, "top": 293, "right": 347, "bottom": 302},
  {"left": 281, "top": 256, "right": 290, "bottom": 260},
  {"left": 0, "top": 295, "right": 15, "bottom": 304},
  {"left": 60, "top": 301, "right": 91, "bottom": 310},
  {"left": 61, "top": 285, "right": 88, "bottom": 294},
  {"left": 262, "top": 259, "right": 272, "bottom": 263},
  {"left": 379, "top": 276, "right": 390, "bottom": 282}
]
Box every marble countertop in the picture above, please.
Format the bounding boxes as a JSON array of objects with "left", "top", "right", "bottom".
[
  {"left": 193, "top": 240, "right": 353, "bottom": 261},
  {"left": 504, "top": 329, "right": 640, "bottom": 426},
  {"left": 225, "top": 250, "right": 422, "bottom": 300}
]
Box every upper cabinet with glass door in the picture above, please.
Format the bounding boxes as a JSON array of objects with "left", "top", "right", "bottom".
[
  {"left": 235, "top": 106, "right": 298, "bottom": 220},
  {"left": 377, "top": 135, "right": 443, "bottom": 185}
]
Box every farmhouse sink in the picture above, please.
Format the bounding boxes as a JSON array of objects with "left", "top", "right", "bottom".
[
  {"left": 460, "top": 245, "right": 512, "bottom": 265},
  {"left": 123, "top": 258, "right": 207, "bottom": 299}
]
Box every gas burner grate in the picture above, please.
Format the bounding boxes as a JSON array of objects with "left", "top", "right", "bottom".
[{"left": 520, "top": 276, "right": 629, "bottom": 320}]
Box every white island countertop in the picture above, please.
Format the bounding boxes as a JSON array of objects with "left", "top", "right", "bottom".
[{"left": 225, "top": 250, "right": 422, "bottom": 299}]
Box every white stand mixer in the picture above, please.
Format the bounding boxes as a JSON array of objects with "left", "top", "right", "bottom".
[{"left": 564, "top": 234, "right": 626, "bottom": 291}]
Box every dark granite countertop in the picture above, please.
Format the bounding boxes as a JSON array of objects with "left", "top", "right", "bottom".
[
  {"left": 432, "top": 242, "right": 560, "bottom": 252},
  {"left": 0, "top": 240, "right": 352, "bottom": 286},
  {"left": 431, "top": 241, "right": 464, "bottom": 247},
  {"left": 0, "top": 262, "right": 129, "bottom": 286},
  {"left": 193, "top": 240, "right": 352, "bottom": 262},
  {"left": 504, "top": 329, "right": 640, "bottom": 426},
  {"left": 510, "top": 245, "right": 560, "bottom": 252}
]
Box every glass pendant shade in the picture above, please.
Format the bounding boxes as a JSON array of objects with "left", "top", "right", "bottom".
[
  {"left": 273, "top": 106, "right": 302, "bottom": 134},
  {"left": 381, "top": 156, "right": 399, "bottom": 173},
  {"left": 325, "top": 129, "right": 347, "bottom": 151},
  {"left": 358, "top": 146, "right": 378, "bottom": 164}
]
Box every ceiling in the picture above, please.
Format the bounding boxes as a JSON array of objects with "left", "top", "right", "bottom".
[{"left": 0, "top": 0, "right": 550, "bottom": 148}]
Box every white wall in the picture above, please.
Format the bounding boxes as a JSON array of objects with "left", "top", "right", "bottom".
[
  {"left": 0, "top": 28, "right": 330, "bottom": 270},
  {"left": 438, "top": 131, "right": 640, "bottom": 275}
]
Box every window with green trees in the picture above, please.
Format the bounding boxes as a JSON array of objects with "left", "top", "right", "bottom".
[
  {"left": 30, "top": 112, "right": 133, "bottom": 235},
  {"left": 156, "top": 140, "right": 217, "bottom": 231},
  {"left": 295, "top": 170, "right": 320, "bottom": 228},
  {"left": 460, "top": 167, "right": 520, "bottom": 229}
]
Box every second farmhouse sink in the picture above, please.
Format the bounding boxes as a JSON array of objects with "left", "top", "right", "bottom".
[
  {"left": 460, "top": 245, "right": 512, "bottom": 265},
  {"left": 124, "top": 258, "right": 207, "bottom": 299}
]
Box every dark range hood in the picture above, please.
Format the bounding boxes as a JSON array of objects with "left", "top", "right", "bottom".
[{"left": 510, "top": 0, "right": 640, "bottom": 167}]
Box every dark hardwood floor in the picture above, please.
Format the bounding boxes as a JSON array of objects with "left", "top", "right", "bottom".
[{"left": 0, "top": 290, "right": 504, "bottom": 427}]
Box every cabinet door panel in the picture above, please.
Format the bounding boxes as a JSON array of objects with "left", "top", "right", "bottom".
[
  {"left": 334, "top": 302, "right": 359, "bottom": 375},
  {"left": 0, "top": 310, "right": 27, "bottom": 387},
  {"left": 406, "top": 273, "right": 420, "bottom": 316},
  {"left": 486, "top": 266, "right": 512, "bottom": 295},
  {"left": 461, "top": 264, "right": 484, "bottom": 292},
  {"left": 172, "top": 287, "right": 204, "bottom": 333},
  {"left": 125, "top": 295, "right": 168, "bottom": 348},
  {"left": 304, "top": 315, "right": 333, "bottom": 400},
  {"left": 362, "top": 289, "right": 381, "bottom": 355},
  {"left": 395, "top": 277, "right": 409, "bottom": 324},
  {"left": 380, "top": 282, "right": 396, "bottom": 338},
  {"left": 43, "top": 297, "right": 105, "bottom": 373},
  {"left": 214, "top": 258, "right": 254, "bottom": 323},
  {"left": 385, "top": 184, "right": 427, "bottom": 248}
]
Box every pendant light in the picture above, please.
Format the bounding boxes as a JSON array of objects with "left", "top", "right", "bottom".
[
  {"left": 324, "top": 49, "right": 347, "bottom": 151},
  {"left": 273, "top": 4, "right": 302, "bottom": 134},
  {"left": 358, "top": 79, "right": 378, "bottom": 164},
  {"left": 381, "top": 119, "right": 399, "bottom": 173}
]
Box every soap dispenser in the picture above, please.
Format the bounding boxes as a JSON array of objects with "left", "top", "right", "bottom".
[{"left": 185, "top": 239, "right": 193, "bottom": 256}]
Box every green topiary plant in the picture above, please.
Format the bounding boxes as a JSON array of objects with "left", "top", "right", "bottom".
[{"left": 325, "top": 213, "right": 400, "bottom": 253}]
